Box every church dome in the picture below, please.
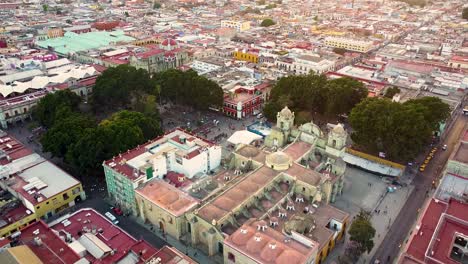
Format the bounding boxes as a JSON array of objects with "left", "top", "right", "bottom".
[
  {"left": 161, "top": 38, "right": 177, "bottom": 46},
  {"left": 332, "top": 123, "right": 346, "bottom": 135},
  {"left": 279, "top": 106, "right": 293, "bottom": 119},
  {"left": 265, "top": 151, "right": 292, "bottom": 171}
]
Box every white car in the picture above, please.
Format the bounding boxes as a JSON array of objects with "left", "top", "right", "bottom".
[{"left": 442, "top": 144, "right": 447, "bottom": 151}]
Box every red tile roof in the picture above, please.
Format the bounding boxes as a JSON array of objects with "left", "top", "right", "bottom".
[
  {"left": 402, "top": 198, "right": 468, "bottom": 264},
  {"left": 18, "top": 220, "right": 82, "bottom": 264},
  {"left": 39, "top": 208, "right": 158, "bottom": 264}
]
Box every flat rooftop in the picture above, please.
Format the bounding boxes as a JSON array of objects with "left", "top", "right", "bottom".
[
  {"left": 49, "top": 208, "right": 158, "bottom": 263},
  {"left": 36, "top": 30, "right": 135, "bottom": 55},
  {"left": 224, "top": 219, "right": 319, "bottom": 264},
  {"left": 453, "top": 142, "right": 468, "bottom": 164},
  {"left": 104, "top": 128, "right": 216, "bottom": 181},
  {"left": 136, "top": 179, "right": 199, "bottom": 217},
  {"left": 283, "top": 141, "right": 312, "bottom": 161},
  {"left": 402, "top": 198, "right": 468, "bottom": 264}
]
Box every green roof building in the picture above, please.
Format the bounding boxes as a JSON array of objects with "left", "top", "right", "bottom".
[{"left": 36, "top": 30, "right": 135, "bottom": 56}]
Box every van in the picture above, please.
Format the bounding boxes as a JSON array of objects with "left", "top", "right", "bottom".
[{"left": 105, "top": 212, "right": 119, "bottom": 225}]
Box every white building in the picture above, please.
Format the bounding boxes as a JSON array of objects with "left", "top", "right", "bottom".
[
  {"left": 221, "top": 20, "right": 251, "bottom": 32},
  {"left": 191, "top": 56, "right": 229, "bottom": 75},
  {"left": 325, "top": 37, "right": 374, "bottom": 53}
]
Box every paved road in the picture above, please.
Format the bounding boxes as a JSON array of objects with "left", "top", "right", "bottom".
[{"left": 371, "top": 112, "right": 467, "bottom": 264}]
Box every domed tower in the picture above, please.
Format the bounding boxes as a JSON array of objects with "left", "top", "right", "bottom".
[
  {"left": 326, "top": 123, "right": 348, "bottom": 157},
  {"left": 277, "top": 106, "right": 295, "bottom": 136},
  {"left": 160, "top": 38, "right": 178, "bottom": 51}
]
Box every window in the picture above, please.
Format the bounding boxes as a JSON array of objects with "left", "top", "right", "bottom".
[
  {"left": 228, "top": 252, "right": 236, "bottom": 262},
  {"left": 72, "top": 187, "right": 81, "bottom": 195},
  {"left": 63, "top": 193, "right": 69, "bottom": 200}
]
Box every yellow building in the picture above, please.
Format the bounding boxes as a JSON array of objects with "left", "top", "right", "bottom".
[
  {"left": 47, "top": 27, "right": 64, "bottom": 39},
  {"left": 221, "top": 20, "right": 251, "bottom": 32},
  {"left": 233, "top": 49, "right": 259, "bottom": 63},
  {"left": 0, "top": 150, "right": 85, "bottom": 238},
  {"left": 325, "top": 36, "right": 374, "bottom": 53},
  {"left": 0, "top": 245, "right": 43, "bottom": 263},
  {"left": 135, "top": 179, "right": 199, "bottom": 240}
]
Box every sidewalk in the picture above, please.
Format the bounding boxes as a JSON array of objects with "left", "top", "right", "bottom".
[
  {"left": 131, "top": 216, "right": 221, "bottom": 264},
  {"left": 364, "top": 185, "right": 414, "bottom": 262}
]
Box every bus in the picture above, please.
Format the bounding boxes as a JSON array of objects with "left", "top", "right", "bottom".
[{"left": 105, "top": 212, "right": 119, "bottom": 225}]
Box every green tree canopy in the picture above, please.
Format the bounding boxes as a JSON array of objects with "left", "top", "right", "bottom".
[
  {"left": 32, "top": 89, "right": 81, "bottom": 128},
  {"left": 154, "top": 69, "right": 223, "bottom": 110},
  {"left": 64, "top": 110, "right": 163, "bottom": 176},
  {"left": 265, "top": 74, "right": 366, "bottom": 121},
  {"left": 383, "top": 86, "right": 401, "bottom": 98},
  {"left": 92, "top": 65, "right": 154, "bottom": 111},
  {"left": 332, "top": 47, "right": 347, "bottom": 55},
  {"left": 261, "top": 18, "right": 276, "bottom": 27},
  {"left": 325, "top": 77, "right": 367, "bottom": 116},
  {"left": 348, "top": 210, "right": 376, "bottom": 255},
  {"left": 463, "top": 7, "right": 468, "bottom": 20},
  {"left": 403, "top": 96, "right": 450, "bottom": 131},
  {"left": 40, "top": 114, "right": 96, "bottom": 158},
  {"left": 153, "top": 2, "right": 161, "bottom": 9},
  {"left": 349, "top": 96, "right": 450, "bottom": 161}
]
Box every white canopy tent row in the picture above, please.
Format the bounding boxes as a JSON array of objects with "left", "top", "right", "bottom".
[{"left": 0, "top": 66, "right": 98, "bottom": 98}]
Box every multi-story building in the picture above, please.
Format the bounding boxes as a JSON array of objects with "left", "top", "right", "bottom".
[
  {"left": 223, "top": 83, "right": 271, "bottom": 119},
  {"left": 399, "top": 198, "right": 468, "bottom": 264},
  {"left": 0, "top": 132, "right": 86, "bottom": 238},
  {"left": 191, "top": 56, "right": 228, "bottom": 74},
  {"left": 103, "top": 129, "right": 222, "bottom": 215},
  {"left": 186, "top": 107, "right": 349, "bottom": 264},
  {"left": 324, "top": 37, "right": 374, "bottom": 53},
  {"left": 46, "top": 27, "right": 64, "bottom": 39},
  {"left": 0, "top": 64, "right": 99, "bottom": 129},
  {"left": 3, "top": 208, "right": 195, "bottom": 263},
  {"left": 233, "top": 48, "right": 259, "bottom": 63},
  {"left": 445, "top": 129, "right": 468, "bottom": 176},
  {"left": 129, "top": 39, "right": 189, "bottom": 73},
  {"left": 448, "top": 55, "right": 468, "bottom": 69},
  {"left": 224, "top": 219, "right": 320, "bottom": 264},
  {"left": 276, "top": 55, "right": 336, "bottom": 75},
  {"left": 221, "top": 20, "right": 251, "bottom": 32},
  {"left": 135, "top": 179, "right": 199, "bottom": 239}
]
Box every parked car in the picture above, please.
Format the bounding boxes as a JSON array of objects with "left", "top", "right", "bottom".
[
  {"left": 113, "top": 207, "right": 123, "bottom": 216},
  {"left": 442, "top": 144, "right": 447, "bottom": 151}
]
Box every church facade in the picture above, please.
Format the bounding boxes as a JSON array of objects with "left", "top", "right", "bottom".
[{"left": 186, "top": 107, "right": 350, "bottom": 264}]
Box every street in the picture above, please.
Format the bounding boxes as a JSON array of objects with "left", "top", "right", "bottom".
[{"left": 371, "top": 112, "right": 467, "bottom": 264}]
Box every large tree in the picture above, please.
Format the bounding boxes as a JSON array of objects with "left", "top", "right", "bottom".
[
  {"left": 260, "top": 18, "right": 276, "bottom": 27},
  {"left": 349, "top": 97, "right": 449, "bottom": 161},
  {"left": 32, "top": 89, "right": 81, "bottom": 128},
  {"left": 325, "top": 77, "right": 368, "bottom": 116},
  {"left": 92, "top": 65, "right": 154, "bottom": 110},
  {"left": 154, "top": 69, "right": 223, "bottom": 110},
  {"left": 403, "top": 96, "right": 450, "bottom": 131},
  {"left": 266, "top": 74, "right": 366, "bottom": 121},
  {"left": 40, "top": 114, "right": 96, "bottom": 158},
  {"left": 464, "top": 7, "right": 468, "bottom": 20},
  {"left": 348, "top": 210, "right": 376, "bottom": 255}
]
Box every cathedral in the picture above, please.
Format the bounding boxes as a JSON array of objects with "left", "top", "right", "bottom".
[{"left": 186, "top": 106, "right": 350, "bottom": 264}]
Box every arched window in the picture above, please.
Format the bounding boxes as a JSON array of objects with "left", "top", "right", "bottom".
[{"left": 228, "top": 252, "right": 236, "bottom": 262}]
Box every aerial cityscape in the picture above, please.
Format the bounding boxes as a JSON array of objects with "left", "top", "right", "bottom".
[{"left": 0, "top": 0, "right": 467, "bottom": 263}]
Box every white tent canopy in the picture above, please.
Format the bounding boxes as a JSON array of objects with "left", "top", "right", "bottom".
[{"left": 227, "top": 130, "right": 262, "bottom": 146}]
